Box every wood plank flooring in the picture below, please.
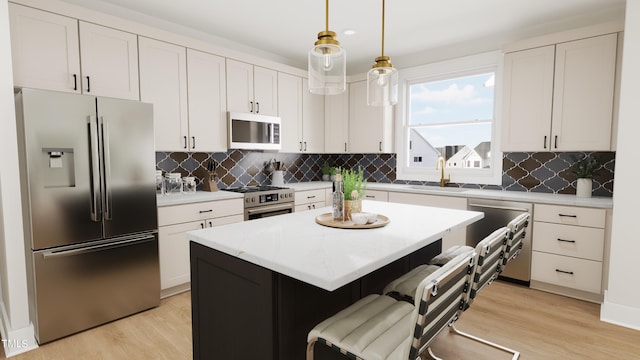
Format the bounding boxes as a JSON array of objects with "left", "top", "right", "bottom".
[{"left": 2, "top": 281, "right": 639, "bottom": 359}]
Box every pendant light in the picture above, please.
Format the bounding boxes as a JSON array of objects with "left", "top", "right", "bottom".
[
  {"left": 308, "top": 0, "right": 346, "bottom": 95},
  {"left": 367, "top": 0, "right": 398, "bottom": 106}
]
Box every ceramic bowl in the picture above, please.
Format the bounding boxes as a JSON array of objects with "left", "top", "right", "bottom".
[
  {"left": 365, "top": 212, "right": 378, "bottom": 224},
  {"left": 350, "top": 212, "right": 368, "bottom": 225}
]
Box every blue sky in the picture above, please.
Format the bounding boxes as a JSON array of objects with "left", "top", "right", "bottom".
[{"left": 410, "top": 72, "right": 495, "bottom": 148}]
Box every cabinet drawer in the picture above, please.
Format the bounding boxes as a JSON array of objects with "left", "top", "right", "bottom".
[
  {"left": 532, "top": 222, "right": 604, "bottom": 261},
  {"left": 295, "top": 189, "right": 326, "bottom": 205},
  {"left": 363, "top": 190, "right": 389, "bottom": 202},
  {"left": 158, "top": 199, "right": 243, "bottom": 226},
  {"left": 534, "top": 204, "right": 605, "bottom": 228},
  {"left": 531, "top": 251, "right": 602, "bottom": 293}
]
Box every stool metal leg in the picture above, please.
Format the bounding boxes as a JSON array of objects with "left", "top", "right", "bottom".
[{"left": 449, "top": 324, "right": 520, "bottom": 360}]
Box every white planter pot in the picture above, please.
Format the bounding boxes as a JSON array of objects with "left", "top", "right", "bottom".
[{"left": 576, "top": 178, "right": 593, "bottom": 198}]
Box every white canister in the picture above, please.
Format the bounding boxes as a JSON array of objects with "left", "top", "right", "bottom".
[
  {"left": 575, "top": 178, "right": 593, "bottom": 198},
  {"left": 272, "top": 170, "right": 284, "bottom": 187}
]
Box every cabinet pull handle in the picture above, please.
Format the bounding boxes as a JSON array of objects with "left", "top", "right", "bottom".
[
  {"left": 307, "top": 195, "right": 316, "bottom": 199},
  {"left": 557, "top": 238, "right": 576, "bottom": 243},
  {"left": 365, "top": 195, "right": 375, "bottom": 198},
  {"left": 192, "top": 136, "right": 196, "bottom": 149},
  {"left": 312, "top": 204, "right": 315, "bottom": 209},
  {"left": 543, "top": 136, "right": 547, "bottom": 149},
  {"left": 200, "top": 222, "right": 205, "bottom": 229},
  {"left": 183, "top": 136, "right": 188, "bottom": 149},
  {"left": 86, "top": 76, "right": 91, "bottom": 92},
  {"left": 299, "top": 142, "right": 303, "bottom": 151},
  {"left": 250, "top": 101, "right": 254, "bottom": 113},
  {"left": 307, "top": 205, "right": 311, "bottom": 210},
  {"left": 199, "top": 209, "right": 213, "bottom": 213},
  {"left": 208, "top": 221, "right": 213, "bottom": 227},
  {"left": 344, "top": 142, "right": 347, "bottom": 152},
  {"left": 555, "top": 269, "right": 574, "bottom": 275},
  {"left": 558, "top": 214, "right": 577, "bottom": 218},
  {"left": 554, "top": 135, "right": 558, "bottom": 149},
  {"left": 304, "top": 141, "right": 307, "bottom": 151},
  {"left": 256, "top": 102, "right": 260, "bottom": 114},
  {"left": 73, "top": 74, "right": 77, "bottom": 91},
  {"left": 379, "top": 141, "right": 382, "bottom": 152}
]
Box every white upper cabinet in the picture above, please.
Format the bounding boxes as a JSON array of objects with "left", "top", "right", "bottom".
[
  {"left": 139, "top": 37, "right": 188, "bottom": 152},
  {"left": 186, "top": 49, "right": 228, "bottom": 152},
  {"left": 278, "top": 73, "right": 303, "bottom": 152},
  {"left": 501, "top": 46, "right": 555, "bottom": 152},
  {"left": 302, "top": 78, "right": 325, "bottom": 153},
  {"left": 78, "top": 22, "right": 139, "bottom": 100},
  {"left": 9, "top": 4, "right": 139, "bottom": 100},
  {"left": 502, "top": 33, "right": 618, "bottom": 152},
  {"left": 348, "top": 80, "right": 394, "bottom": 153},
  {"left": 551, "top": 34, "right": 617, "bottom": 151},
  {"left": 9, "top": 3, "right": 80, "bottom": 93},
  {"left": 324, "top": 84, "right": 349, "bottom": 153},
  {"left": 277, "top": 75, "right": 325, "bottom": 153},
  {"left": 227, "top": 59, "right": 278, "bottom": 115}
]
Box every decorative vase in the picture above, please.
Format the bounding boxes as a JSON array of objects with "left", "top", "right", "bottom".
[
  {"left": 576, "top": 178, "right": 592, "bottom": 198},
  {"left": 344, "top": 199, "right": 362, "bottom": 221},
  {"left": 322, "top": 174, "right": 330, "bottom": 181}
]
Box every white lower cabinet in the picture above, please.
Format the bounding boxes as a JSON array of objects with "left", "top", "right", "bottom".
[
  {"left": 157, "top": 199, "right": 243, "bottom": 297},
  {"left": 363, "top": 190, "right": 389, "bottom": 202},
  {"left": 387, "top": 192, "right": 467, "bottom": 250},
  {"left": 295, "top": 189, "right": 326, "bottom": 212},
  {"left": 531, "top": 203, "right": 607, "bottom": 302}
]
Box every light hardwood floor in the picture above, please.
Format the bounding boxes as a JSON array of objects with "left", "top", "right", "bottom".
[{"left": 2, "top": 281, "right": 639, "bottom": 359}]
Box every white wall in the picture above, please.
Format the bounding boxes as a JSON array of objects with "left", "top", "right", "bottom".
[
  {"left": 601, "top": 1, "right": 640, "bottom": 331},
  {"left": 0, "top": 0, "right": 36, "bottom": 356}
]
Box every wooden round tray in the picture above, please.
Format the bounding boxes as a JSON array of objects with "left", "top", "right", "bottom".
[{"left": 315, "top": 213, "right": 390, "bottom": 229}]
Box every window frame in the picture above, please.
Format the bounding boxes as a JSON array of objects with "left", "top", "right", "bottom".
[{"left": 395, "top": 51, "right": 504, "bottom": 185}]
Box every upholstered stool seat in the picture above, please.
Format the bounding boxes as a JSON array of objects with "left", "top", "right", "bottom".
[
  {"left": 382, "top": 245, "right": 474, "bottom": 300},
  {"left": 307, "top": 294, "right": 414, "bottom": 359},
  {"left": 428, "top": 245, "right": 474, "bottom": 266}
]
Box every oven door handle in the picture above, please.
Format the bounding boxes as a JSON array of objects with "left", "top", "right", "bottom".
[{"left": 246, "top": 203, "right": 294, "bottom": 215}]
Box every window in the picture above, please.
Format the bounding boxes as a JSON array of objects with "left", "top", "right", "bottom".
[{"left": 395, "top": 52, "right": 503, "bottom": 185}]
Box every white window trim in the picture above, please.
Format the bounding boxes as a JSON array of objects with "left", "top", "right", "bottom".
[{"left": 395, "top": 51, "right": 504, "bottom": 185}]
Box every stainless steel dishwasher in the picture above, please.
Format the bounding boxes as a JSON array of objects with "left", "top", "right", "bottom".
[{"left": 467, "top": 198, "right": 532, "bottom": 285}]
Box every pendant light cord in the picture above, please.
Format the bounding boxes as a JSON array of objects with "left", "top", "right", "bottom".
[
  {"left": 381, "top": 0, "right": 386, "bottom": 57},
  {"left": 325, "top": 0, "right": 329, "bottom": 32}
]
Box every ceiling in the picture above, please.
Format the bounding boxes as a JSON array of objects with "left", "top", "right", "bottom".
[{"left": 59, "top": 0, "right": 626, "bottom": 74}]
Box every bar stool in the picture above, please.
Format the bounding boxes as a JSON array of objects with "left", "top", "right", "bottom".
[
  {"left": 503, "top": 213, "right": 530, "bottom": 267},
  {"left": 306, "top": 252, "right": 475, "bottom": 360}
]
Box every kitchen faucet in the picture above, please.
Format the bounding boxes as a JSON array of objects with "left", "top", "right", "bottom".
[{"left": 436, "top": 156, "right": 450, "bottom": 187}]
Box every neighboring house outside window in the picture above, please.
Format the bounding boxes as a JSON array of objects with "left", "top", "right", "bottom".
[{"left": 395, "top": 51, "right": 503, "bottom": 185}]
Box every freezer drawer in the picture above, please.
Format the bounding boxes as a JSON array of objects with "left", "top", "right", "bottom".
[{"left": 31, "top": 234, "right": 160, "bottom": 344}]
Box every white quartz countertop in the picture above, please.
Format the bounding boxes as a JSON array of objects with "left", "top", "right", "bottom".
[
  {"left": 286, "top": 181, "right": 613, "bottom": 209},
  {"left": 156, "top": 190, "right": 243, "bottom": 207},
  {"left": 187, "top": 200, "right": 483, "bottom": 291}
]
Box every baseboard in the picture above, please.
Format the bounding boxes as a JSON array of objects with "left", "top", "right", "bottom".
[
  {"left": 0, "top": 301, "right": 38, "bottom": 357},
  {"left": 160, "top": 283, "right": 190, "bottom": 299},
  {"left": 601, "top": 290, "right": 640, "bottom": 331},
  {"left": 529, "top": 280, "right": 603, "bottom": 303}
]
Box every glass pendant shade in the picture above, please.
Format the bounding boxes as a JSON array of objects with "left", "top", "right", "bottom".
[
  {"left": 309, "top": 41, "right": 346, "bottom": 95},
  {"left": 367, "top": 59, "right": 398, "bottom": 106}
]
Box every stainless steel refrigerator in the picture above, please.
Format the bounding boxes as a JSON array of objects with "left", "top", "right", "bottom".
[{"left": 15, "top": 88, "right": 160, "bottom": 344}]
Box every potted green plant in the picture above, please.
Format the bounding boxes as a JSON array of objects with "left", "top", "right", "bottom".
[
  {"left": 321, "top": 161, "right": 332, "bottom": 181},
  {"left": 342, "top": 167, "right": 366, "bottom": 219},
  {"left": 569, "top": 155, "right": 601, "bottom": 198}
]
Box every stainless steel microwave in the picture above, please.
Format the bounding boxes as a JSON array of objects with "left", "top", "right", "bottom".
[{"left": 227, "top": 112, "right": 281, "bottom": 150}]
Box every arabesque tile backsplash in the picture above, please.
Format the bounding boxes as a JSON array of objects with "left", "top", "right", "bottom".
[{"left": 156, "top": 151, "right": 615, "bottom": 197}]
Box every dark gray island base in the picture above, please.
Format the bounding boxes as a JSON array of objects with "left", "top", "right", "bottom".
[{"left": 190, "top": 240, "right": 441, "bottom": 360}]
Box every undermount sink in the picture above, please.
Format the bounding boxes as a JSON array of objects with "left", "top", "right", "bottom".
[{"left": 409, "top": 185, "right": 468, "bottom": 193}]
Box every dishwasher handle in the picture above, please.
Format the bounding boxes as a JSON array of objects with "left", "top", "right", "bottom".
[{"left": 468, "top": 203, "right": 530, "bottom": 213}]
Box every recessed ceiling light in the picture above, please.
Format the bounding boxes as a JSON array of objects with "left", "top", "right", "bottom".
[{"left": 342, "top": 29, "right": 357, "bottom": 36}]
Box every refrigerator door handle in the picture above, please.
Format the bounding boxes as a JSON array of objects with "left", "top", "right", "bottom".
[
  {"left": 100, "top": 116, "right": 113, "bottom": 220},
  {"left": 42, "top": 235, "right": 156, "bottom": 259},
  {"left": 88, "top": 116, "right": 101, "bottom": 222}
]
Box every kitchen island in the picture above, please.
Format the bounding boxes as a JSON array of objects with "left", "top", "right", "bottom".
[{"left": 188, "top": 200, "right": 483, "bottom": 359}]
